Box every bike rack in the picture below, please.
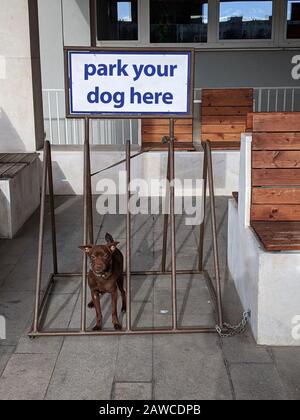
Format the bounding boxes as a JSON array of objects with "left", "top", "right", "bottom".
[{"left": 28, "top": 118, "right": 224, "bottom": 337}]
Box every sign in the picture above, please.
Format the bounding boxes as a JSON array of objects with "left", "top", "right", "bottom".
[{"left": 65, "top": 49, "right": 193, "bottom": 118}]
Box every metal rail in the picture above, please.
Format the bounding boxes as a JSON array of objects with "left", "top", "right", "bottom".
[{"left": 29, "top": 118, "right": 224, "bottom": 337}]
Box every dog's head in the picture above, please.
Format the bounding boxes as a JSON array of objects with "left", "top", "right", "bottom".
[{"left": 79, "top": 241, "right": 119, "bottom": 274}]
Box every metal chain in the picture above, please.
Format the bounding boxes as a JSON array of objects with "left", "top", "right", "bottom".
[{"left": 215, "top": 310, "right": 251, "bottom": 338}]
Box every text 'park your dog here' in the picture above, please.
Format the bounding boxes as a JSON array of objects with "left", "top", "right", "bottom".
[{"left": 68, "top": 52, "right": 191, "bottom": 114}]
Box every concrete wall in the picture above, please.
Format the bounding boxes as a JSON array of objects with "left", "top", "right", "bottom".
[
  {"left": 35, "top": 1, "right": 299, "bottom": 195},
  {"left": 0, "top": 159, "right": 40, "bottom": 238},
  {"left": 0, "top": 0, "right": 38, "bottom": 152},
  {"left": 37, "top": 1, "right": 300, "bottom": 98},
  {"left": 195, "top": 50, "right": 300, "bottom": 88},
  {"left": 40, "top": 149, "right": 240, "bottom": 196}
]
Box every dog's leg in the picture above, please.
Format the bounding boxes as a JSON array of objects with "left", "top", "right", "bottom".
[
  {"left": 117, "top": 275, "right": 126, "bottom": 313},
  {"left": 92, "top": 291, "right": 102, "bottom": 331},
  {"left": 111, "top": 289, "right": 121, "bottom": 330},
  {"left": 88, "top": 299, "right": 94, "bottom": 308}
]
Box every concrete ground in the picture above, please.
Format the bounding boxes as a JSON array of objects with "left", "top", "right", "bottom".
[{"left": 0, "top": 196, "right": 299, "bottom": 400}]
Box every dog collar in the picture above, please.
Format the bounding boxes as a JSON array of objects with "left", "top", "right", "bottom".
[
  {"left": 90, "top": 264, "right": 112, "bottom": 279},
  {"left": 91, "top": 270, "right": 112, "bottom": 279}
]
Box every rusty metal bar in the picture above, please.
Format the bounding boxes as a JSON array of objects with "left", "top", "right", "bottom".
[
  {"left": 126, "top": 140, "right": 131, "bottom": 331},
  {"left": 36, "top": 274, "right": 55, "bottom": 328},
  {"left": 29, "top": 120, "right": 224, "bottom": 338},
  {"left": 32, "top": 141, "right": 49, "bottom": 333},
  {"left": 80, "top": 118, "right": 89, "bottom": 332},
  {"left": 206, "top": 140, "right": 223, "bottom": 327},
  {"left": 29, "top": 327, "right": 217, "bottom": 337},
  {"left": 161, "top": 146, "right": 171, "bottom": 272},
  {"left": 52, "top": 269, "right": 206, "bottom": 278},
  {"left": 47, "top": 142, "right": 58, "bottom": 275},
  {"left": 198, "top": 142, "right": 208, "bottom": 272},
  {"left": 169, "top": 119, "right": 177, "bottom": 330},
  {"left": 86, "top": 119, "right": 94, "bottom": 245}
]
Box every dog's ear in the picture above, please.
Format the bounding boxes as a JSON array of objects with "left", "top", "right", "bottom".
[
  {"left": 108, "top": 242, "right": 119, "bottom": 253},
  {"left": 79, "top": 245, "right": 93, "bottom": 254}
]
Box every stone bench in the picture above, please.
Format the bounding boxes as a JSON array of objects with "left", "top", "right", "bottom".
[{"left": 0, "top": 153, "right": 40, "bottom": 238}]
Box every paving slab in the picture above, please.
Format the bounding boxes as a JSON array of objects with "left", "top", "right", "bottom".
[
  {"left": 45, "top": 337, "right": 118, "bottom": 400},
  {"left": 0, "top": 345, "right": 14, "bottom": 376},
  {"left": 0, "top": 353, "right": 57, "bottom": 400},
  {"left": 0, "top": 291, "right": 34, "bottom": 345},
  {"left": 15, "top": 293, "right": 78, "bottom": 355},
  {"left": 272, "top": 347, "right": 300, "bottom": 400},
  {"left": 221, "top": 334, "right": 272, "bottom": 364},
  {"left": 113, "top": 382, "right": 152, "bottom": 400},
  {"left": 153, "top": 334, "right": 232, "bottom": 400},
  {"left": 230, "top": 363, "right": 289, "bottom": 400},
  {"left": 114, "top": 335, "right": 153, "bottom": 382}
]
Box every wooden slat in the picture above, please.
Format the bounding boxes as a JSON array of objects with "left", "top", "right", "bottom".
[
  {"left": 251, "top": 205, "right": 300, "bottom": 221},
  {"left": 252, "top": 169, "right": 300, "bottom": 186},
  {"left": 142, "top": 142, "right": 194, "bottom": 151},
  {"left": 142, "top": 133, "right": 192, "bottom": 142},
  {"left": 0, "top": 153, "right": 38, "bottom": 164},
  {"left": 201, "top": 106, "right": 252, "bottom": 116},
  {"left": 252, "top": 151, "right": 300, "bottom": 168},
  {"left": 201, "top": 133, "right": 241, "bottom": 142},
  {"left": 0, "top": 154, "right": 9, "bottom": 162},
  {"left": 251, "top": 221, "right": 300, "bottom": 251},
  {"left": 142, "top": 126, "right": 193, "bottom": 135},
  {"left": 0, "top": 163, "right": 16, "bottom": 177},
  {"left": 2, "top": 153, "right": 26, "bottom": 163},
  {"left": 208, "top": 141, "right": 240, "bottom": 150},
  {"left": 2, "top": 163, "right": 27, "bottom": 178},
  {"left": 202, "top": 116, "right": 247, "bottom": 125},
  {"left": 202, "top": 88, "right": 252, "bottom": 96},
  {"left": 19, "top": 153, "right": 38, "bottom": 164},
  {"left": 202, "top": 89, "right": 253, "bottom": 107},
  {"left": 252, "top": 188, "right": 300, "bottom": 204},
  {"left": 252, "top": 133, "right": 300, "bottom": 150},
  {"left": 202, "top": 95, "right": 253, "bottom": 107},
  {"left": 142, "top": 119, "right": 192, "bottom": 126},
  {"left": 202, "top": 124, "right": 246, "bottom": 133},
  {"left": 251, "top": 112, "right": 300, "bottom": 132},
  {"left": 141, "top": 119, "right": 193, "bottom": 146}
]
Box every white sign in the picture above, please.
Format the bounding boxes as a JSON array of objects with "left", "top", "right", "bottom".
[{"left": 66, "top": 50, "right": 193, "bottom": 117}]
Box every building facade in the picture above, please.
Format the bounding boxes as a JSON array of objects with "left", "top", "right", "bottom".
[{"left": 1, "top": 0, "right": 300, "bottom": 193}]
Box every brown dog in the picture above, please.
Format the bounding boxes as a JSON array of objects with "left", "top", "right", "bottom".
[{"left": 79, "top": 233, "right": 126, "bottom": 331}]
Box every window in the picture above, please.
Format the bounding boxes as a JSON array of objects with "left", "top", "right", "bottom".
[
  {"left": 150, "top": 0, "right": 208, "bottom": 43},
  {"left": 97, "top": 0, "right": 138, "bottom": 41},
  {"left": 219, "top": 1, "right": 273, "bottom": 40},
  {"left": 287, "top": 1, "right": 300, "bottom": 39}
]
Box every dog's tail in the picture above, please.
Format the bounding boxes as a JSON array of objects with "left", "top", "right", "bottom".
[{"left": 105, "top": 232, "right": 114, "bottom": 244}]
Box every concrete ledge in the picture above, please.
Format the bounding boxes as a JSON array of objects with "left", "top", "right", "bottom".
[
  {"left": 228, "top": 196, "right": 300, "bottom": 346},
  {"left": 0, "top": 158, "right": 40, "bottom": 238}
]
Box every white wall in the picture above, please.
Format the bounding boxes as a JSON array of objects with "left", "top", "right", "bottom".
[
  {"left": 62, "top": 0, "right": 90, "bottom": 46},
  {"left": 39, "top": 149, "right": 240, "bottom": 196},
  {"left": 0, "top": 0, "right": 37, "bottom": 152}
]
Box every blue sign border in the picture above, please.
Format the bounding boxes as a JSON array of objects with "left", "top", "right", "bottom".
[{"left": 65, "top": 49, "right": 193, "bottom": 119}]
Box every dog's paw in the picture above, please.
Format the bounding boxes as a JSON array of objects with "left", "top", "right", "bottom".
[
  {"left": 88, "top": 301, "right": 94, "bottom": 309},
  {"left": 113, "top": 323, "right": 122, "bottom": 330},
  {"left": 93, "top": 324, "right": 102, "bottom": 331}
]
